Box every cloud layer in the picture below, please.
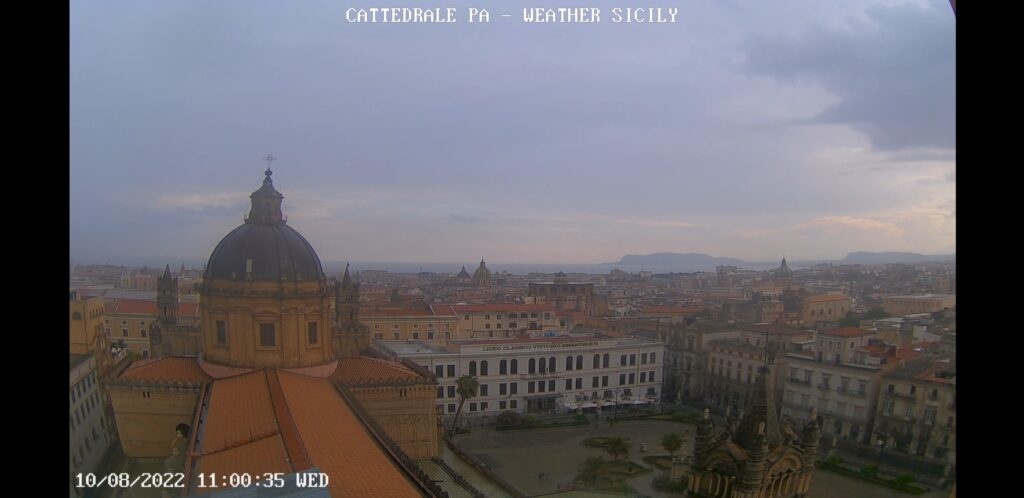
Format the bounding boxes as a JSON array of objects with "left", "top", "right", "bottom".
[{"left": 70, "top": 0, "right": 955, "bottom": 265}]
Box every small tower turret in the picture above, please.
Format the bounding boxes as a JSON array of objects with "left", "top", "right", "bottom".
[
  {"left": 157, "top": 264, "right": 179, "bottom": 324},
  {"left": 694, "top": 408, "right": 716, "bottom": 467},
  {"left": 800, "top": 408, "right": 822, "bottom": 468}
]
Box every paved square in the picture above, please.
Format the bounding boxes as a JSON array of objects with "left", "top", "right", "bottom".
[{"left": 451, "top": 419, "right": 953, "bottom": 498}]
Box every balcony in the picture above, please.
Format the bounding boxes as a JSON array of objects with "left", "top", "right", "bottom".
[
  {"left": 883, "top": 390, "right": 917, "bottom": 401},
  {"left": 786, "top": 377, "right": 811, "bottom": 386},
  {"left": 938, "top": 423, "right": 955, "bottom": 432},
  {"left": 927, "top": 393, "right": 941, "bottom": 401},
  {"left": 836, "top": 387, "right": 867, "bottom": 398},
  {"left": 817, "top": 383, "right": 831, "bottom": 392},
  {"left": 880, "top": 412, "right": 916, "bottom": 423},
  {"left": 520, "top": 372, "right": 551, "bottom": 379},
  {"left": 818, "top": 409, "right": 864, "bottom": 423}
]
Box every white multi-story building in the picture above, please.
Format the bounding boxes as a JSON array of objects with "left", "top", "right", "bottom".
[
  {"left": 70, "top": 352, "right": 113, "bottom": 497},
  {"left": 378, "top": 333, "right": 664, "bottom": 419}
]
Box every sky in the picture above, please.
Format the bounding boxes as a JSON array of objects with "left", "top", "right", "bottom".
[{"left": 70, "top": 0, "right": 955, "bottom": 266}]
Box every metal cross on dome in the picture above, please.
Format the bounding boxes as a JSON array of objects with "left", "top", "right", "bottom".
[{"left": 263, "top": 153, "right": 277, "bottom": 174}]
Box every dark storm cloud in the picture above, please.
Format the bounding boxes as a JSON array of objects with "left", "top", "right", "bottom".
[{"left": 742, "top": 1, "right": 955, "bottom": 151}]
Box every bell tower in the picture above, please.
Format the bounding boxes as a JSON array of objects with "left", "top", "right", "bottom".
[
  {"left": 157, "top": 264, "right": 179, "bottom": 324},
  {"left": 334, "top": 264, "right": 369, "bottom": 358}
]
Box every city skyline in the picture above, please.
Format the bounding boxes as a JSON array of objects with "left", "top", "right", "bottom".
[{"left": 71, "top": 0, "right": 955, "bottom": 265}]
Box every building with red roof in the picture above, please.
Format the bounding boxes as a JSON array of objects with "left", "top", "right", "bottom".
[{"left": 103, "top": 169, "right": 450, "bottom": 497}]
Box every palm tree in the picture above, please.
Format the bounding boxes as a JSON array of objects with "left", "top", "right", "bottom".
[
  {"left": 448, "top": 375, "right": 479, "bottom": 437},
  {"left": 661, "top": 433, "right": 684, "bottom": 460},
  {"left": 604, "top": 437, "right": 631, "bottom": 461},
  {"left": 580, "top": 456, "right": 606, "bottom": 485}
]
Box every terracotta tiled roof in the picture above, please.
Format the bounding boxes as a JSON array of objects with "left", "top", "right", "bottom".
[
  {"left": 284, "top": 360, "right": 339, "bottom": 379},
  {"left": 819, "top": 327, "right": 874, "bottom": 338},
  {"left": 120, "top": 357, "right": 210, "bottom": 383},
  {"left": 450, "top": 303, "right": 553, "bottom": 312},
  {"left": 276, "top": 371, "right": 422, "bottom": 498},
  {"left": 105, "top": 299, "right": 199, "bottom": 317},
  {"left": 363, "top": 308, "right": 436, "bottom": 317},
  {"left": 894, "top": 349, "right": 922, "bottom": 360},
  {"left": 805, "top": 294, "right": 851, "bottom": 303},
  {"left": 179, "top": 303, "right": 199, "bottom": 316},
  {"left": 913, "top": 360, "right": 956, "bottom": 384},
  {"left": 332, "top": 358, "right": 421, "bottom": 384},
  {"left": 196, "top": 434, "right": 292, "bottom": 484},
  {"left": 200, "top": 370, "right": 281, "bottom": 455},
  {"left": 110, "top": 299, "right": 158, "bottom": 314},
  {"left": 428, "top": 304, "right": 457, "bottom": 316},
  {"left": 197, "top": 357, "right": 258, "bottom": 379}
]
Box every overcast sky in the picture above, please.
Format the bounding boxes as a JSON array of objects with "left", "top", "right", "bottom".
[{"left": 70, "top": 0, "right": 955, "bottom": 265}]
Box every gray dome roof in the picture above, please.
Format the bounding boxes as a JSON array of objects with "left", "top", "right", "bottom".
[
  {"left": 203, "top": 168, "right": 324, "bottom": 282},
  {"left": 205, "top": 223, "right": 324, "bottom": 281}
]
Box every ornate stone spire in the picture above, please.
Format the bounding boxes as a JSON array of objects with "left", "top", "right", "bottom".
[
  {"left": 247, "top": 166, "right": 284, "bottom": 224},
  {"left": 739, "top": 422, "right": 769, "bottom": 492},
  {"left": 694, "top": 408, "right": 716, "bottom": 466},
  {"left": 726, "top": 403, "right": 741, "bottom": 435},
  {"left": 732, "top": 361, "right": 782, "bottom": 451},
  {"left": 801, "top": 408, "right": 822, "bottom": 468},
  {"left": 341, "top": 263, "right": 354, "bottom": 288}
]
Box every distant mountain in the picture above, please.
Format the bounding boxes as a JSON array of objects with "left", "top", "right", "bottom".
[
  {"left": 613, "top": 252, "right": 746, "bottom": 266},
  {"left": 839, "top": 252, "right": 956, "bottom": 265},
  {"left": 603, "top": 253, "right": 762, "bottom": 272}
]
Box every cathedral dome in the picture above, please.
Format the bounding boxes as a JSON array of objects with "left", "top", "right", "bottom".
[
  {"left": 204, "top": 169, "right": 324, "bottom": 282},
  {"left": 472, "top": 259, "right": 492, "bottom": 286}
]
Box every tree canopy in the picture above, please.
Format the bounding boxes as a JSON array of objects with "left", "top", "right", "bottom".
[{"left": 661, "top": 433, "right": 684, "bottom": 458}]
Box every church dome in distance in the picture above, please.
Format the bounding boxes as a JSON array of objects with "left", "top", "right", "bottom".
[
  {"left": 775, "top": 256, "right": 794, "bottom": 278},
  {"left": 204, "top": 168, "right": 324, "bottom": 282}
]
